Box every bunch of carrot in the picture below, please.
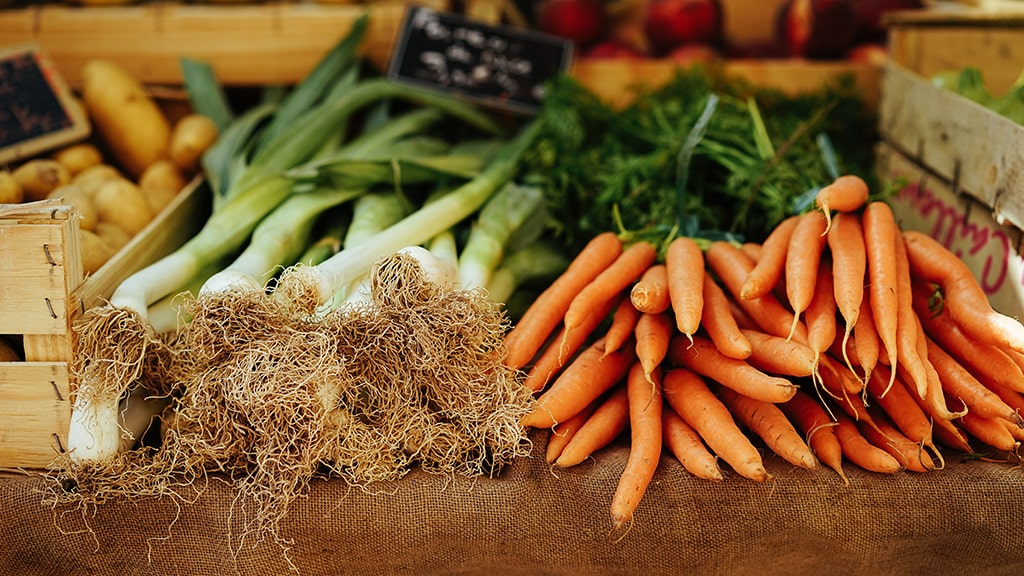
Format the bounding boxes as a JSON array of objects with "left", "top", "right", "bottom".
[{"left": 505, "top": 174, "right": 1024, "bottom": 536}]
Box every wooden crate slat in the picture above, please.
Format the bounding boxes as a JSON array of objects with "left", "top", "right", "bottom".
[{"left": 0, "top": 362, "right": 70, "bottom": 469}]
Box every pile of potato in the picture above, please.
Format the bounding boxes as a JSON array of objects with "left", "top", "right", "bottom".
[{"left": 0, "top": 59, "right": 218, "bottom": 275}]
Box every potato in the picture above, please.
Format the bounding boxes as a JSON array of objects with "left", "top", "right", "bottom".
[
  {"left": 52, "top": 143, "right": 104, "bottom": 175},
  {"left": 139, "top": 159, "right": 187, "bottom": 214},
  {"left": 13, "top": 159, "right": 72, "bottom": 202},
  {"left": 47, "top": 184, "right": 99, "bottom": 231},
  {"left": 79, "top": 229, "right": 114, "bottom": 275},
  {"left": 92, "top": 178, "right": 154, "bottom": 236},
  {"left": 72, "top": 164, "right": 123, "bottom": 197},
  {"left": 0, "top": 170, "right": 23, "bottom": 204},
  {"left": 169, "top": 114, "right": 218, "bottom": 176},
  {"left": 0, "top": 336, "right": 21, "bottom": 362},
  {"left": 80, "top": 59, "right": 171, "bottom": 179},
  {"left": 94, "top": 221, "right": 133, "bottom": 253}
]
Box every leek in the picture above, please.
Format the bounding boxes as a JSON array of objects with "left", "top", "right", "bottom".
[{"left": 457, "top": 182, "right": 545, "bottom": 290}]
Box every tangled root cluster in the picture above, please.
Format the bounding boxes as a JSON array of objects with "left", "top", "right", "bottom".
[{"left": 52, "top": 250, "right": 535, "bottom": 550}]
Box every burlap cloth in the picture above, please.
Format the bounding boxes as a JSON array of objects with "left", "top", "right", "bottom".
[{"left": 1, "top": 431, "right": 1021, "bottom": 576}]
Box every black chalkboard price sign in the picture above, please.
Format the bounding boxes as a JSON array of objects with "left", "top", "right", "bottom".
[
  {"left": 0, "top": 44, "right": 90, "bottom": 166},
  {"left": 387, "top": 6, "right": 574, "bottom": 115}
]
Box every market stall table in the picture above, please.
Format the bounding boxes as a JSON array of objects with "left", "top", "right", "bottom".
[{"left": 1, "top": 432, "right": 1021, "bottom": 576}]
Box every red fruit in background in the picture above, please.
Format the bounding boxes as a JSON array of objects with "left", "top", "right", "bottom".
[
  {"left": 777, "top": 0, "right": 859, "bottom": 60},
  {"left": 852, "top": 0, "right": 924, "bottom": 42},
  {"left": 584, "top": 39, "right": 647, "bottom": 59},
  {"left": 537, "top": 0, "right": 608, "bottom": 49},
  {"left": 644, "top": 0, "right": 722, "bottom": 56}
]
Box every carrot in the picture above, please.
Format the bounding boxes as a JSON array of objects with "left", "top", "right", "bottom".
[
  {"left": 832, "top": 408, "right": 902, "bottom": 474},
  {"left": 603, "top": 296, "right": 643, "bottom": 358},
  {"left": 815, "top": 174, "right": 870, "bottom": 234},
  {"left": 740, "top": 242, "right": 762, "bottom": 263},
  {"left": 610, "top": 362, "right": 663, "bottom": 534},
  {"left": 818, "top": 356, "right": 872, "bottom": 419},
  {"left": 520, "top": 337, "right": 636, "bottom": 429},
  {"left": 819, "top": 352, "right": 864, "bottom": 398},
  {"left": 667, "top": 334, "right": 798, "bottom": 404},
  {"left": 778, "top": 390, "right": 847, "bottom": 483},
  {"left": 904, "top": 230, "right": 1024, "bottom": 354},
  {"left": 504, "top": 231, "right": 622, "bottom": 369},
  {"left": 554, "top": 385, "right": 630, "bottom": 468},
  {"left": 662, "top": 368, "right": 771, "bottom": 482},
  {"left": 523, "top": 294, "right": 621, "bottom": 393},
  {"left": 859, "top": 410, "right": 936, "bottom": 473},
  {"left": 635, "top": 311, "right": 674, "bottom": 384},
  {"left": 900, "top": 365, "right": 973, "bottom": 453},
  {"left": 901, "top": 325, "right": 965, "bottom": 423},
  {"left": 741, "top": 328, "right": 817, "bottom": 378},
  {"left": 826, "top": 212, "right": 867, "bottom": 374},
  {"left": 893, "top": 233, "right": 931, "bottom": 399},
  {"left": 852, "top": 296, "right": 880, "bottom": 383},
  {"left": 862, "top": 201, "right": 900, "bottom": 396},
  {"left": 562, "top": 241, "right": 658, "bottom": 361},
  {"left": 664, "top": 236, "right": 705, "bottom": 342},
  {"left": 926, "top": 336, "right": 1024, "bottom": 427},
  {"left": 662, "top": 405, "right": 723, "bottom": 481},
  {"left": 954, "top": 400, "right": 1020, "bottom": 453},
  {"left": 717, "top": 385, "right": 817, "bottom": 470},
  {"left": 740, "top": 214, "right": 799, "bottom": 301},
  {"left": 705, "top": 241, "right": 807, "bottom": 342},
  {"left": 545, "top": 398, "right": 600, "bottom": 464},
  {"left": 784, "top": 211, "right": 829, "bottom": 341},
  {"left": 865, "top": 364, "right": 935, "bottom": 448},
  {"left": 986, "top": 379, "right": 1024, "bottom": 420},
  {"left": 701, "top": 275, "right": 752, "bottom": 360},
  {"left": 630, "top": 263, "right": 671, "bottom": 315},
  {"left": 912, "top": 281, "right": 1024, "bottom": 394},
  {"left": 805, "top": 256, "right": 837, "bottom": 377}
]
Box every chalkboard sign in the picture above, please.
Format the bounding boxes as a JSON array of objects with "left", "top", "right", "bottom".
[
  {"left": 0, "top": 44, "right": 90, "bottom": 165},
  {"left": 387, "top": 6, "right": 574, "bottom": 115}
]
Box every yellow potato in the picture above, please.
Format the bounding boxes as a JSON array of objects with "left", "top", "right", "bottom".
[
  {"left": 13, "top": 159, "right": 72, "bottom": 202},
  {"left": 0, "top": 171, "right": 23, "bottom": 204},
  {"left": 80, "top": 59, "right": 171, "bottom": 179},
  {"left": 139, "top": 159, "right": 187, "bottom": 214},
  {"left": 92, "top": 178, "right": 154, "bottom": 236},
  {"left": 168, "top": 114, "right": 218, "bottom": 176},
  {"left": 94, "top": 221, "right": 133, "bottom": 253},
  {"left": 52, "top": 143, "right": 104, "bottom": 175},
  {"left": 47, "top": 184, "right": 99, "bottom": 231},
  {"left": 79, "top": 229, "right": 114, "bottom": 275},
  {"left": 72, "top": 163, "right": 123, "bottom": 197}
]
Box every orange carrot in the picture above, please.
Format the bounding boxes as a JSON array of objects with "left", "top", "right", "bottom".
[
  {"left": 740, "top": 214, "right": 799, "bottom": 301},
  {"left": 832, "top": 408, "right": 902, "bottom": 474},
  {"left": 667, "top": 334, "right": 798, "bottom": 404},
  {"left": 865, "top": 364, "right": 935, "bottom": 448},
  {"left": 859, "top": 411, "right": 936, "bottom": 473},
  {"left": 609, "top": 363, "right": 664, "bottom": 534},
  {"left": 717, "top": 385, "right": 817, "bottom": 470},
  {"left": 900, "top": 364, "right": 973, "bottom": 453},
  {"left": 913, "top": 281, "right": 1024, "bottom": 394},
  {"left": 520, "top": 337, "right": 636, "bottom": 429},
  {"left": 562, "top": 241, "right": 658, "bottom": 361},
  {"left": 826, "top": 211, "right": 867, "bottom": 374},
  {"left": 635, "top": 311, "right": 674, "bottom": 384},
  {"left": 504, "top": 231, "right": 622, "bottom": 370},
  {"left": 852, "top": 296, "right": 880, "bottom": 383},
  {"left": 954, "top": 400, "right": 1020, "bottom": 453},
  {"left": 664, "top": 236, "right": 705, "bottom": 342},
  {"left": 662, "top": 405, "right": 723, "bottom": 481},
  {"left": 630, "top": 263, "right": 671, "bottom": 315},
  {"left": 603, "top": 296, "right": 643, "bottom": 358},
  {"left": 554, "top": 385, "right": 630, "bottom": 468},
  {"left": 818, "top": 357, "right": 872, "bottom": 419},
  {"left": 904, "top": 229, "right": 1024, "bottom": 354},
  {"left": 701, "top": 275, "right": 752, "bottom": 360},
  {"left": 926, "top": 336, "right": 1024, "bottom": 426},
  {"left": 524, "top": 294, "right": 620, "bottom": 393},
  {"left": 862, "top": 201, "right": 900, "bottom": 396},
  {"left": 705, "top": 241, "right": 808, "bottom": 342},
  {"left": 893, "top": 233, "right": 930, "bottom": 399},
  {"left": 545, "top": 398, "right": 600, "bottom": 464},
  {"left": 741, "top": 328, "right": 818, "bottom": 378},
  {"left": 805, "top": 256, "right": 837, "bottom": 377},
  {"left": 816, "top": 174, "right": 870, "bottom": 234},
  {"left": 819, "top": 352, "right": 865, "bottom": 397},
  {"left": 784, "top": 211, "right": 829, "bottom": 341},
  {"left": 662, "top": 368, "right": 771, "bottom": 482},
  {"left": 778, "top": 390, "right": 847, "bottom": 483},
  {"left": 986, "top": 379, "right": 1024, "bottom": 421},
  {"left": 740, "top": 242, "right": 762, "bottom": 263}
]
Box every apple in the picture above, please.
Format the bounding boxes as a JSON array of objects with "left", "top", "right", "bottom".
[
  {"left": 777, "top": 0, "right": 859, "bottom": 60},
  {"left": 537, "top": 0, "right": 608, "bottom": 49},
  {"left": 643, "top": 0, "right": 722, "bottom": 56}
]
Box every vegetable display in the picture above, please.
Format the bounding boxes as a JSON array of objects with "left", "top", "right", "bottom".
[{"left": 513, "top": 175, "right": 1024, "bottom": 536}]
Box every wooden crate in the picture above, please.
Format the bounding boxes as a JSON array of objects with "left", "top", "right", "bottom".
[
  {"left": 0, "top": 0, "right": 448, "bottom": 88},
  {"left": 0, "top": 178, "right": 209, "bottom": 468}
]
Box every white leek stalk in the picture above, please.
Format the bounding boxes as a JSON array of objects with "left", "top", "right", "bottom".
[{"left": 457, "top": 183, "right": 545, "bottom": 290}]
